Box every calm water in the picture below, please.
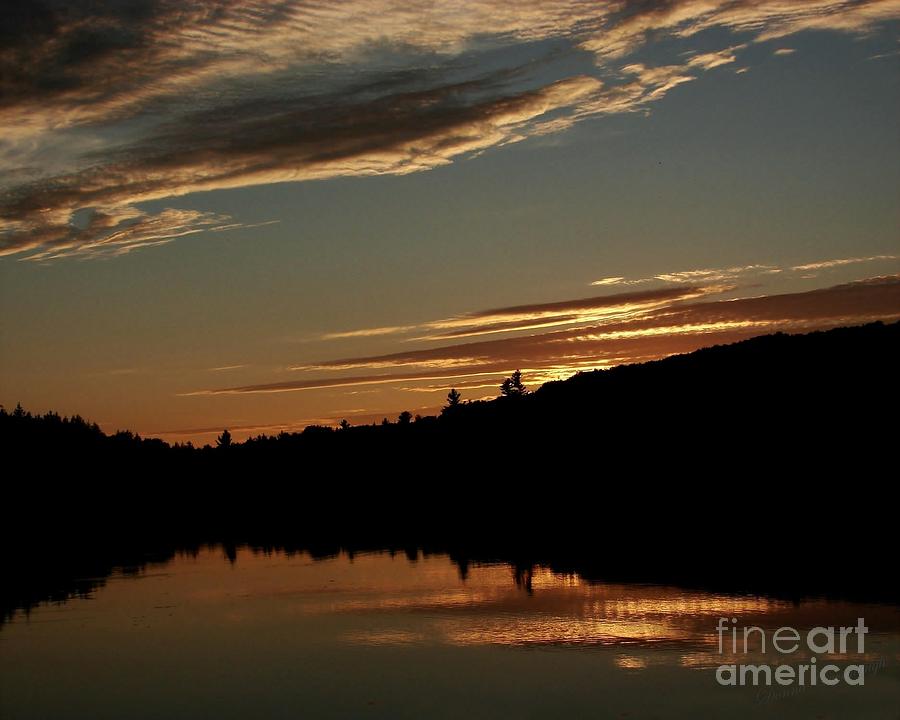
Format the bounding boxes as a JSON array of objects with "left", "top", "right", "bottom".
[{"left": 2, "top": 548, "right": 898, "bottom": 719}]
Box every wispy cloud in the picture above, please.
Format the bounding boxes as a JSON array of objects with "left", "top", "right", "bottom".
[
  {"left": 3, "top": 0, "right": 897, "bottom": 259},
  {"left": 321, "top": 253, "right": 900, "bottom": 347},
  {"left": 186, "top": 275, "right": 900, "bottom": 396},
  {"left": 314, "top": 285, "right": 723, "bottom": 346},
  {"left": 591, "top": 255, "right": 899, "bottom": 287},
  {"left": 152, "top": 419, "right": 326, "bottom": 439},
  {"left": 687, "top": 45, "right": 745, "bottom": 70},
  {"left": 3, "top": 209, "right": 271, "bottom": 261},
  {"left": 1, "top": 73, "right": 601, "bottom": 259},
  {"left": 417, "top": 285, "right": 725, "bottom": 341},
  {"left": 791, "top": 254, "right": 898, "bottom": 272},
  {"left": 579, "top": 0, "right": 900, "bottom": 59},
  {"left": 182, "top": 368, "right": 506, "bottom": 397},
  {"left": 321, "top": 325, "right": 419, "bottom": 340},
  {"left": 592, "top": 263, "right": 776, "bottom": 286}
]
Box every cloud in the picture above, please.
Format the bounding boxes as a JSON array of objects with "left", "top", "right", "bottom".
[
  {"left": 790, "top": 254, "right": 898, "bottom": 272},
  {"left": 182, "top": 368, "right": 507, "bottom": 396},
  {"left": 653, "top": 265, "right": 775, "bottom": 284},
  {"left": 591, "top": 263, "right": 776, "bottom": 286},
  {"left": 590, "top": 255, "right": 899, "bottom": 287},
  {"left": 773, "top": 48, "right": 797, "bottom": 55},
  {"left": 312, "top": 285, "right": 723, "bottom": 347},
  {"left": 3, "top": 0, "right": 897, "bottom": 259},
  {"left": 579, "top": 0, "right": 900, "bottom": 59},
  {"left": 321, "top": 325, "right": 420, "bottom": 340},
  {"left": 322, "top": 253, "right": 900, "bottom": 345},
  {"left": 686, "top": 46, "right": 745, "bottom": 70},
  {"left": 419, "top": 284, "right": 725, "bottom": 340},
  {"left": 188, "top": 276, "right": 900, "bottom": 396},
  {"left": 5, "top": 1, "right": 894, "bottom": 131},
  {"left": 1, "top": 208, "right": 269, "bottom": 261},
  {"left": 1, "top": 73, "right": 602, "bottom": 259}
]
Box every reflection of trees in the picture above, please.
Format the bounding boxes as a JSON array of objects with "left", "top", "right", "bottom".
[
  {"left": 7, "top": 530, "right": 900, "bottom": 629},
  {"left": 513, "top": 564, "right": 533, "bottom": 594}
]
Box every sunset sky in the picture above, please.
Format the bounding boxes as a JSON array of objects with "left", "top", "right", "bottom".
[{"left": 1, "top": 0, "right": 898, "bottom": 443}]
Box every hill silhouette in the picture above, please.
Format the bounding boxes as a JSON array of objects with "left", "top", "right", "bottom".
[
  {"left": 5, "top": 320, "right": 897, "bottom": 470},
  {"left": 2, "top": 321, "right": 899, "bottom": 622}
]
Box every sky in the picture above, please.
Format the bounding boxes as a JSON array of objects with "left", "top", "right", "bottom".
[{"left": 1, "top": 0, "right": 899, "bottom": 443}]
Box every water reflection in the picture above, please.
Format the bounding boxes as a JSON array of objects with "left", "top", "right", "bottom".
[{"left": 3, "top": 547, "right": 899, "bottom": 719}]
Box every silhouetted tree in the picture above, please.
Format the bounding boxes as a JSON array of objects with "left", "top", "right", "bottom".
[
  {"left": 398, "top": 411, "right": 413, "bottom": 425},
  {"left": 339, "top": 419, "right": 351, "bottom": 431},
  {"left": 446, "top": 388, "right": 462, "bottom": 407},
  {"left": 216, "top": 429, "right": 232, "bottom": 448},
  {"left": 500, "top": 370, "right": 527, "bottom": 397}
]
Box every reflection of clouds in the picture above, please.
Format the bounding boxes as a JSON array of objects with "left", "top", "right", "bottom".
[
  {"left": 267, "top": 553, "right": 900, "bottom": 659},
  {"left": 438, "top": 616, "right": 698, "bottom": 648},
  {"left": 679, "top": 650, "right": 890, "bottom": 669},
  {"left": 435, "top": 592, "right": 789, "bottom": 649},
  {"left": 340, "top": 629, "right": 426, "bottom": 646},
  {"left": 615, "top": 655, "right": 649, "bottom": 669},
  {"left": 322, "top": 588, "right": 511, "bottom": 613},
  {"left": 319, "top": 560, "right": 792, "bottom": 650}
]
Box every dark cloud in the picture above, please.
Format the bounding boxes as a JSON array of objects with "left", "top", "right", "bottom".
[
  {"left": 460, "top": 285, "right": 706, "bottom": 320},
  {"left": 1, "top": 0, "right": 179, "bottom": 106},
  {"left": 2, "top": 0, "right": 898, "bottom": 259},
  {"left": 0, "top": 71, "right": 601, "bottom": 257}
]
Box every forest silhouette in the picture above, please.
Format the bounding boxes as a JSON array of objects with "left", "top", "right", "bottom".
[{"left": 3, "top": 321, "right": 899, "bottom": 623}]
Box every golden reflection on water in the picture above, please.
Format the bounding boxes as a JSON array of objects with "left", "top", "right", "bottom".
[
  {"left": 615, "top": 655, "right": 650, "bottom": 669},
  {"left": 4, "top": 546, "right": 900, "bottom": 720},
  {"left": 262, "top": 557, "right": 794, "bottom": 655},
  {"left": 8, "top": 547, "right": 900, "bottom": 669},
  {"left": 277, "top": 557, "right": 797, "bottom": 656}
]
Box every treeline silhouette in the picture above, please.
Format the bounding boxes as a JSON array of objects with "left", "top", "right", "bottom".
[
  {"left": 2, "top": 321, "right": 899, "bottom": 622},
  {"left": 5, "top": 321, "right": 897, "bottom": 471}
]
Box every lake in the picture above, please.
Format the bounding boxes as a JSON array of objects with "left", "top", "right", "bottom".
[{"left": 2, "top": 546, "right": 898, "bottom": 719}]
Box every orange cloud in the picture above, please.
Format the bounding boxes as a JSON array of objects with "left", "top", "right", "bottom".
[
  {"left": 591, "top": 255, "right": 899, "bottom": 287},
  {"left": 187, "top": 276, "right": 900, "bottom": 396}
]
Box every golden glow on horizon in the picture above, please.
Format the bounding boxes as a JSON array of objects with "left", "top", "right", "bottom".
[{"left": 154, "top": 271, "right": 900, "bottom": 441}]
